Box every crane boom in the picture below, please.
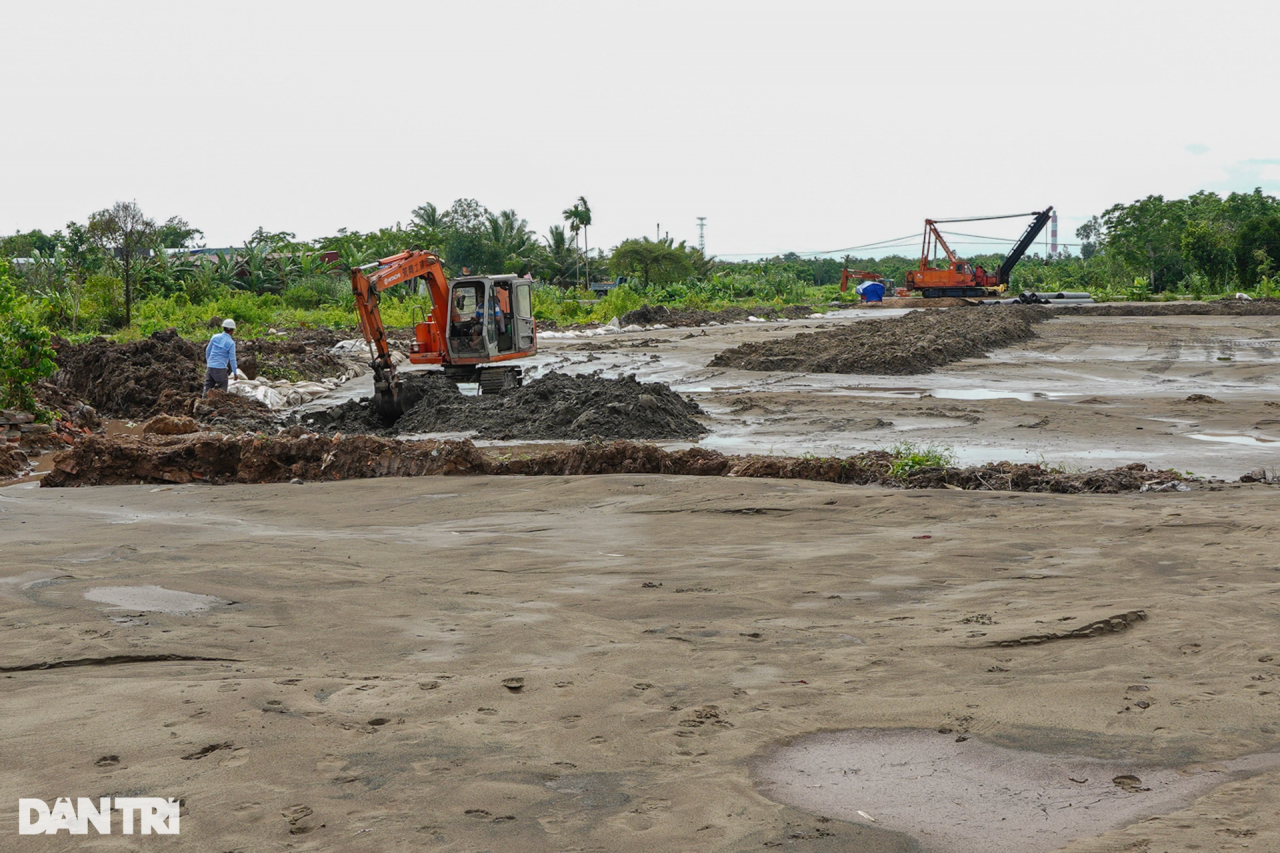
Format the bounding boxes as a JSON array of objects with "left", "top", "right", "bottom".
[{"left": 996, "top": 207, "right": 1054, "bottom": 284}]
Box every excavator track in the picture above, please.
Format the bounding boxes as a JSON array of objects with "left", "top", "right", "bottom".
[{"left": 478, "top": 367, "right": 522, "bottom": 395}]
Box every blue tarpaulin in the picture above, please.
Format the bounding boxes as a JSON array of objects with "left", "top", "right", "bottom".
[{"left": 855, "top": 281, "right": 886, "bottom": 302}]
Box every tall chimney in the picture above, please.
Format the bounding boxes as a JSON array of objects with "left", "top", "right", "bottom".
[{"left": 1050, "top": 210, "right": 1058, "bottom": 256}]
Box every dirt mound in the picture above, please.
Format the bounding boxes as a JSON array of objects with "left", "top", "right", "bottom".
[
  {"left": 1182, "top": 394, "right": 1222, "bottom": 404},
  {"left": 51, "top": 329, "right": 343, "bottom": 424},
  {"left": 42, "top": 433, "right": 489, "bottom": 486},
  {"left": 709, "top": 306, "right": 1049, "bottom": 375},
  {"left": 155, "top": 389, "right": 279, "bottom": 433},
  {"left": 52, "top": 330, "right": 205, "bottom": 418},
  {"left": 304, "top": 372, "right": 707, "bottom": 441},
  {"left": 619, "top": 304, "right": 815, "bottom": 328},
  {"left": 44, "top": 435, "right": 1191, "bottom": 495},
  {"left": 0, "top": 447, "right": 28, "bottom": 479},
  {"left": 239, "top": 332, "right": 347, "bottom": 382},
  {"left": 1069, "top": 298, "right": 1280, "bottom": 317}
]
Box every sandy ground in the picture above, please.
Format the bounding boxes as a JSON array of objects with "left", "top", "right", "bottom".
[
  {"left": 4, "top": 474, "right": 1280, "bottom": 852},
  {"left": 296, "top": 310, "right": 1280, "bottom": 480},
  {"left": 525, "top": 310, "right": 1280, "bottom": 480},
  {"left": 6, "top": 308, "right": 1280, "bottom": 851}
]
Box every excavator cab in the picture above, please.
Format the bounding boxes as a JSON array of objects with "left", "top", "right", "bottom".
[{"left": 444, "top": 276, "right": 536, "bottom": 362}]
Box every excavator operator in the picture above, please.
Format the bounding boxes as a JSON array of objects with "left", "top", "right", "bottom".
[{"left": 450, "top": 288, "right": 485, "bottom": 353}]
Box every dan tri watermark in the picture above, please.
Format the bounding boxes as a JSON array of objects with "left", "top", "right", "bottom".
[{"left": 18, "top": 798, "right": 180, "bottom": 835}]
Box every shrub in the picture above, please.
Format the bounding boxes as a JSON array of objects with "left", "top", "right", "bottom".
[
  {"left": 82, "top": 274, "right": 126, "bottom": 330},
  {"left": 0, "top": 261, "right": 57, "bottom": 415},
  {"left": 283, "top": 274, "right": 347, "bottom": 309},
  {"left": 886, "top": 442, "right": 955, "bottom": 479}
]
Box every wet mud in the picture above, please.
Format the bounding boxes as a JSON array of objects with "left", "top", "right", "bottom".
[
  {"left": 41, "top": 433, "right": 1188, "bottom": 492},
  {"left": 618, "top": 303, "right": 817, "bottom": 328},
  {"left": 305, "top": 371, "right": 707, "bottom": 441},
  {"left": 1068, "top": 297, "right": 1280, "bottom": 317},
  {"left": 709, "top": 305, "right": 1050, "bottom": 375}
]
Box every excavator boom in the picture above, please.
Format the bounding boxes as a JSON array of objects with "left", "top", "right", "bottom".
[
  {"left": 839, "top": 268, "right": 886, "bottom": 292},
  {"left": 351, "top": 251, "right": 450, "bottom": 421}
]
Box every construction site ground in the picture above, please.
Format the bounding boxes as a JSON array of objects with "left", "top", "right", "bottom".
[
  {"left": 5, "top": 304, "right": 1280, "bottom": 853},
  {"left": 386, "top": 306, "right": 1280, "bottom": 482}
]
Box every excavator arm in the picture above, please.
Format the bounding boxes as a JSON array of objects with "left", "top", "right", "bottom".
[
  {"left": 839, "top": 268, "right": 885, "bottom": 292},
  {"left": 351, "top": 250, "right": 449, "bottom": 420}
]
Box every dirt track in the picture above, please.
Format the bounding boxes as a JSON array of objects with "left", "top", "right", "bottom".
[{"left": 4, "top": 475, "right": 1280, "bottom": 852}]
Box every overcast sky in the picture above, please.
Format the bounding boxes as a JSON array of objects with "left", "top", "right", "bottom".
[{"left": 4, "top": 0, "right": 1279, "bottom": 260}]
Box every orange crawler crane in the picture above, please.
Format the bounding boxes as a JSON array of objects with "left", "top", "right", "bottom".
[
  {"left": 906, "top": 208, "right": 1053, "bottom": 299},
  {"left": 351, "top": 250, "right": 538, "bottom": 420}
]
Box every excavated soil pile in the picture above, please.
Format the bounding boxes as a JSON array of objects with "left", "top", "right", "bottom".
[
  {"left": 305, "top": 372, "right": 707, "bottom": 441},
  {"left": 619, "top": 304, "right": 816, "bottom": 328},
  {"left": 1069, "top": 298, "right": 1280, "bottom": 317},
  {"left": 710, "top": 306, "right": 1049, "bottom": 375},
  {"left": 44, "top": 436, "right": 1188, "bottom": 494},
  {"left": 52, "top": 329, "right": 343, "bottom": 421},
  {"left": 42, "top": 433, "right": 489, "bottom": 486},
  {"left": 238, "top": 332, "right": 346, "bottom": 382},
  {"left": 52, "top": 330, "right": 205, "bottom": 418},
  {"left": 154, "top": 389, "right": 278, "bottom": 432},
  {"left": 0, "top": 447, "right": 28, "bottom": 479}
]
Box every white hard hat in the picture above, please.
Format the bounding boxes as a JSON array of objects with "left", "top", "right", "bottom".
[{"left": 222, "top": 318, "right": 237, "bottom": 330}]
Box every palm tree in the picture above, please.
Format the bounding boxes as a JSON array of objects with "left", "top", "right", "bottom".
[
  {"left": 485, "top": 209, "right": 538, "bottom": 273},
  {"left": 562, "top": 202, "right": 583, "bottom": 285},
  {"left": 537, "top": 225, "right": 580, "bottom": 288},
  {"left": 574, "top": 197, "right": 593, "bottom": 287}
]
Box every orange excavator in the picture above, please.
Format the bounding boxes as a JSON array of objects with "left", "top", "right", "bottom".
[
  {"left": 906, "top": 208, "right": 1053, "bottom": 299},
  {"left": 351, "top": 250, "right": 538, "bottom": 420},
  {"left": 839, "top": 268, "right": 891, "bottom": 293}
]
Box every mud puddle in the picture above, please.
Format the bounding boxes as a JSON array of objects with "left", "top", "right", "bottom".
[
  {"left": 1188, "top": 432, "right": 1280, "bottom": 447},
  {"left": 755, "top": 728, "right": 1280, "bottom": 853},
  {"left": 83, "top": 585, "right": 230, "bottom": 614}
]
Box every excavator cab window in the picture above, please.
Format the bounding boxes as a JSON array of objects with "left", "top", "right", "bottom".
[
  {"left": 449, "top": 283, "right": 485, "bottom": 355},
  {"left": 492, "top": 283, "right": 514, "bottom": 353}
]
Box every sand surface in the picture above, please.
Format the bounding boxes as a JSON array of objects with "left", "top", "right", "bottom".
[{"left": 4, "top": 474, "right": 1280, "bottom": 851}]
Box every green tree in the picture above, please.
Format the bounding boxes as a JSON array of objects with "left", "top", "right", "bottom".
[
  {"left": 87, "top": 201, "right": 158, "bottom": 326},
  {"left": 1235, "top": 215, "right": 1280, "bottom": 289},
  {"left": 1075, "top": 216, "right": 1103, "bottom": 260},
  {"left": 440, "top": 198, "right": 501, "bottom": 275},
  {"left": 562, "top": 197, "right": 593, "bottom": 285},
  {"left": 156, "top": 216, "right": 204, "bottom": 249},
  {"left": 610, "top": 237, "right": 694, "bottom": 287},
  {"left": 1101, "top": 195, "right": 1187, "bottom": 292},
  {"left": 0, "top": 259, "right": 57, "bottom": 415},
  {"left": 0, "top": 229, "right": 58, "bottom": 259},
  {"left": 485, "top": 209, "right": 538, "bottom": 274},
  {"left": 409, "top": 202, "right": 444, "bottom": 251},
  {"left": 534, "top": 225, "right": 582, "bottom": 287},
  {"left": 1181, "top": 220, "right": 1234, "bottom": 291}
]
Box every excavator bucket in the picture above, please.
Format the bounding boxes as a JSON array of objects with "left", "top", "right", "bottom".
[
  {"left": 370, "top": 387, "right": 403, "bottom": 424},
  {"left": 370, "top": 378, "right": 426, "bottom": 426}
]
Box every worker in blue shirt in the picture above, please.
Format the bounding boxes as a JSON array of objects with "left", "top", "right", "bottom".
[{"left": 204, "top": 318, "right": 239, "bottom": 395}]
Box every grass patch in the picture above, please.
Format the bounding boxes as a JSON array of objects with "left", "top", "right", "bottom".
[{"left": 886, "top": 442, "right": 956, "bottom": 479}]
